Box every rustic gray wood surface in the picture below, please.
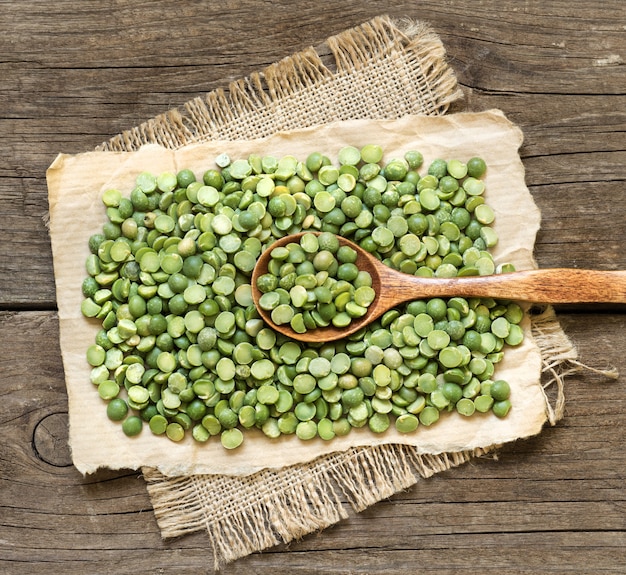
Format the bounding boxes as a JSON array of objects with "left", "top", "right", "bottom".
[{"left": 1, "top": 1, "right": 625, "bottom": 573}]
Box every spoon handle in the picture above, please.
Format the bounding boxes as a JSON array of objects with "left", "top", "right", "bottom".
[{"left": 384, "top": 268, "right": 626, "bottom": 305}]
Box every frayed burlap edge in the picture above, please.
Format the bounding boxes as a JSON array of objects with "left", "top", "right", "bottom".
[
  {"left": 142, "top": 444, "right": 492, "bottom": 569},
  {"left": 96, "top": 15, "right": 462, "bottom": 152},
  {"left": 78, "top": 13, "right": 613, "bottom": 571},
  {"left": 142, "top": 306, "right": 591, "bottom": 571},
  {"left": 529, "top": 305, "right": 618, "bottom": 425}
]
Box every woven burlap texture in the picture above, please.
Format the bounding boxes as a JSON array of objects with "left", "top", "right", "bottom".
[{"left": 97, "top": 15, "right": 579, "bottom": 569}]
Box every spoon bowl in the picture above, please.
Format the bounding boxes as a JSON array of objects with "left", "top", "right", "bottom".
[
  {"left": 251, "top": 232, "right": 387, "bottom": 343},
  {"left": 252, "top": 232, "right": 626, "bottom": 343}
]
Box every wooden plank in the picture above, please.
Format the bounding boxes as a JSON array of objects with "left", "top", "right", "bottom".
[
  {"left": 2, "top": 6, "right": 626, "bottom": 305},
  {"left": 0, "top": 310, "right": 624, "bottom": 573},
  {"left": 2, "top": 1, "right": 625, "bottom": 573}
]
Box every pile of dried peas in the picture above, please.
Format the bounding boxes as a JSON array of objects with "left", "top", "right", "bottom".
[{"left": 81, "top": 145, "right": 522, "bottom": 449}]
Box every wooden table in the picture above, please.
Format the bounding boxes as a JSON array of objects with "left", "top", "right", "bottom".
[{"left": 2, "top": 2, "right": 625, "bottom": 573}]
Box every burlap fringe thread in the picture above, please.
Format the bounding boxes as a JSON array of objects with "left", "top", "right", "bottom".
[{"left": 83, "top": 14, "right": 615, "bottom": 571}]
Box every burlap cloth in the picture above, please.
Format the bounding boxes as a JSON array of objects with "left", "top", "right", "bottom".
[{"left": 51, "top": 15, "right": 588, "bottom": 568}]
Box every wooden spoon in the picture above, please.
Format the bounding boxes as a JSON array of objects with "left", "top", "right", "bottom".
[{"left": 251, "top": 232, "right": 626, "bottom": 343}]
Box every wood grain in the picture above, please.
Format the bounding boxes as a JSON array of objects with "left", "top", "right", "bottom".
[
  {"left": 1, "top": 311, "right": 624, "bottom": 574},
  {"left": 1, "top": 1, "right": 625, "bottom": 573}
]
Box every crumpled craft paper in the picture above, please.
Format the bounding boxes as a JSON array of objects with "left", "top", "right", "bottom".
[{"left": 47, "top": 110, "right": 544, "bottom": 477}]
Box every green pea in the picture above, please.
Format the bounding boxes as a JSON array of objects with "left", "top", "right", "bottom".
[
  {"left": 336, "top": 262, "right": 358, "bottom": 281},
  {"left": 467, "top": 157, "right": 487, "bottom": 178},
  {"left": 446, "top": 159, "right": 467, "bottom": 180},
  {"left": 107, "top": 398, "right": 128, "bottom": 422},
  {"left": 407, "top": 395, "right": 426, "bottom": 415},
  {"left": 256, "top": 384, "right": 279, "bottom": 405},
  {"left": 250, "top": 359, "right": 276, "bottom": 380},
  {"left": 360, "top": 144, "right": 383, "bottom": 164},
  {"left": 192, "top": 424, "right": 210, "bottom": 442},
  {"left": 337, "top": 145, "right": 361, "bottom": 166},
  {"left": 340, "top": 195, "right": 363, "bottom": 219},
  {"left": 416, "top": 373, "right": 436, "bottom": 394},
  {"left": 220, "top": 428, "right": 243, "bottom": 449},
  {"left": 122, "top": 416, "right": 143, "bottom": 437},
  {"left": 329, "top": 418, "right": 349, "bottom": 437},
  {"left": 368, "top": 412, "right": 390, "bottom": 433},
  {"left": 441, "top": 382, "right": 462, "bottom": 404},
  {"left": 294, "top": 420, "right": 317, "bottom": 440},
  {"left": 128, "top": 385, "right": 149, "bottom": 405},
  {"left": 341, "top": 387, "right": 364, "bottom": 409},
  {"left": 370, "top": 328, "right": 393, "bottom": 349},
  {"left": 427, "top": 329, "right": 450, "bottom": 350},
  {"left": 490, "top": 380, "right": 511, "bottom": 401},
  {"left": 473, "top": 394, "right": 493, "bottom": 413},
  {"left": 404, "top": 150, "right": 423, "bottom": 170},
  {"left": 505, "top": 324, "right": 524, "bottom": 346},
  {"left": 149, "top": 414, "right": 168, "bottom": 435},
  {"left": 86, "top": 344, "right": 106, "bottom": 367},
  {"left": 492, "top": 399, "right": 512, "bottom": 418},
  {"left": 313, "top": 418, "right": 333, "bottom": 440},
  {"left": 295, "top": 402, "right": 317, "bottom": 422},
  {"left": 456, "top": 398, "right": 475, "bottom": 417},
  {"left": 291, "top": 374, "right": 314, "bottom": 395},
  {"left": 395, "top": 413, "right": 419, "bottom": 433},
  {"left": 463, "top": 177, "right": 486, "bottom": 196},
  {"left": 419, "top": 406, "right": 440, "bottom": 426},
  {"left": 98, "top": 380, "right": 120, "bottom": 401},
  {"left": 199, "top": 414, "right": 220, "bottom": 436}
]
